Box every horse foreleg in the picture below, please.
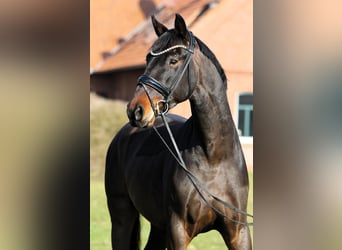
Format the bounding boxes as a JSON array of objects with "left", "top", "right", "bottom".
[
  {"left": 107, "top": 195, "right": 140, "bottom": 250},
  {"left": 144, "top": 225, "right": 166, "bottom": 250},
  {"left": 219, "top": 220, "right": 252, "bottom": 250},
  {"left": 166, "top": 213, "right": 190, "bottom": 250}
]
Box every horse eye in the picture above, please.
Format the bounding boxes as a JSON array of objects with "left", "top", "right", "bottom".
[{"left": 169, "top": 59, "right": 178, "bottom": 65}]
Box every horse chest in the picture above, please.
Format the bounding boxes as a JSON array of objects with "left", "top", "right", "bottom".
[
  {"left": 171, "top": 155, "right": 228, "bottom": 224},
  {"left": 172, "top": 172, "right": 219, "bottom": 235}
]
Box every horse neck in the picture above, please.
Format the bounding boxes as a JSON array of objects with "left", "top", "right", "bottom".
[{"left": 189, "top": 55, "right": 238, "bottom": 163}]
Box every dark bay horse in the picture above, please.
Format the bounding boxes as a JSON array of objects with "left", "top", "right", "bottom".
[{"left": 105, "top": 14, "right": 252, "bottom": 249}]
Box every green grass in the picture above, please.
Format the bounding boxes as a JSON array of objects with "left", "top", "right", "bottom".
[{"left": 90, "top": 93, "right": 253, "bottom": 249}]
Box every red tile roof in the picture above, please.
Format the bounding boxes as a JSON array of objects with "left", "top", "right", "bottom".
[
  {"left": 92, "top": 0, "right": 252, "bottom": 75},
  {"left": 90, "top": 0, "right": 164, "bottom": 69}
]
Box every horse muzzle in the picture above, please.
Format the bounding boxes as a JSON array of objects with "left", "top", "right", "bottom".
[{"left": 127, "top": 102, "right": 156, "bottom": 128}]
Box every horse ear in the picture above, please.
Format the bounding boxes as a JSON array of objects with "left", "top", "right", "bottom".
[
  {"left": 151, "top": 15, "right": 168, "bottom": 37},
  {"left": 174, "top": 13, "right": 188, "bottom": 40}
]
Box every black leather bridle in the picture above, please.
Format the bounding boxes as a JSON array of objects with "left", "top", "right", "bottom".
[{"left": 137, "top": 31, "right": 196, "bottom": 116}]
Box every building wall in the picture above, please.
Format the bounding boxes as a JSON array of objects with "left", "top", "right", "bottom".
[
  {"left": 90, "top": 68, "right": 144, "bottom": 100},
  {"left": 228, "top": 72, "right": 253, "bottom": 171}
]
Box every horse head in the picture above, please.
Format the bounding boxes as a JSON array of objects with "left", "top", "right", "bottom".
[{"left": 127, "top": 14, "right": 197, "bottom": 128}]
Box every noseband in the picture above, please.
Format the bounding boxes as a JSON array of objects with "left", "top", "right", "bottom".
[{"left": 137, "top": 31, "right": 195, "bottom": 116}]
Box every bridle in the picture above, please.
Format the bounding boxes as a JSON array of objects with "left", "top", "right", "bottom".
[
  {"left": 136, "top": 31, "right": 253, "bottom": 226},
  {"left": 137, "top": 31, "right": 195, "bottom": 116}
]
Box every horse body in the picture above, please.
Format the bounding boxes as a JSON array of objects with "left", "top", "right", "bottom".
[{"left": 105, "top": 14, "right": 251, "bottom": 250}]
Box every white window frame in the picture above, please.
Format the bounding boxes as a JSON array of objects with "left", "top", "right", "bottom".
[{"left": 236, "top": 92, "right": 253, "bottom": 144}]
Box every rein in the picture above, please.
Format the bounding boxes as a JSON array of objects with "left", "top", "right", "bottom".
[
  {"left": 137, "top": 31, "right": 253, "bottom": 226},
  {"left": 154, "top": 114, "right": 253, "bottom": 226}
]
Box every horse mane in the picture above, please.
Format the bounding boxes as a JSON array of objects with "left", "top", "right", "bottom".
[{"left": 194, "top": 36, "right": 228, "bottom": 88}]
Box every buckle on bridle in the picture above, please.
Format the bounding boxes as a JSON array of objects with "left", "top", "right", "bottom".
[{"left": 155, "top": 100, "right": 169, "bottom": 115}]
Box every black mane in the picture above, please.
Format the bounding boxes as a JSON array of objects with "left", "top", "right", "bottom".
[{"left": 195, "top": 36, "right": 227, "bottom": 88}]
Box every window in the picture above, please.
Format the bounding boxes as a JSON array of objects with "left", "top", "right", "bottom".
[{"left": 238, "top": 93, "right": 253, "bottom": 137}]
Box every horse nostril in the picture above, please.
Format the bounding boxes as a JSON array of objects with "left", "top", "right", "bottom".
[{"left": 134, "top": 105, "right": 144, "bottom": 121}]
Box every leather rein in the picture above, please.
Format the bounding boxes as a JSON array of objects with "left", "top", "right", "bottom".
[{"left": 137, "top": 31, "right": 253, "bottom": 226}]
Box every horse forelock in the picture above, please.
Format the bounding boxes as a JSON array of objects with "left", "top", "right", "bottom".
[{"left": 150, "top": 30, "right": 185, "bottom": 55}]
